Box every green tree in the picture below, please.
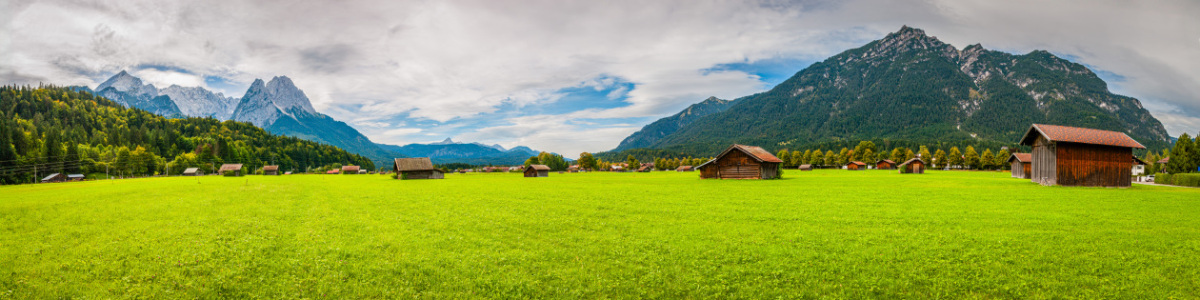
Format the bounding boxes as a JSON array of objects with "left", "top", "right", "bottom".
[
  {"left": 578, "top": 152, "right": 596, "bottom": 171},
  {"left": 904, "top": 148, "right": 915, "bottom": 162},
  {"left": 523, "top": 156, "right": 539, "bottom": 167},
  {"left": 980, "top": 149, "right": 995, "bottom": 170},
  {"left": 889, "top": 148, "right": 905, "bottom": 163},
  {"left": 823, "top": 150, "right": 835, "bottom": 167},
  {"left": 836, "top": 148, "right": 849, "bottom": 166},
  {"left": 964, "top": 146, "right": 979, "bottom": 170},
  {"left": 918, "top": 146, "right": 932, "bottom": 162},
  {"left": 995, "top": 148, "right": 1011, "bottom": 170},
  {"left": 799, "top": 150, "right": 811, "bottom": 166},
  {"left": 947, "top": 147, "right": 963, "bottom": 169},
  {"left": 1167, "top": 133, "right": 1194, "bottom": 173},
  {"left": 626, "top": 155, "right": 639, "bottom": 171},
  {"left": 776, "top": 150, "right": 791, "bottom": 167},
  {"left": 934, "top": 149, "right": 947, "bottom": 168},
  {"left": 791, "top": 150, "right": 803, "bottom": 167}
]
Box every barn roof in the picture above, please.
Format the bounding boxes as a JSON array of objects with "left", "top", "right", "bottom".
[
  {"left": 394, "top": 158, "right": 435, "bottom": 171},
  {"left": 1007, "top": 153, "right": 1032, "bottom": 163},
  {"left": 1132, "top": 156, "right": 1147, "bottom": 165},
  {"left": 527, "top": 164, "right": 550, "bottom": 171},
  {"left": 699, "top": 144, "right": 783, "bottom": 168},
  {"left": 1019, "top": 124, "right": 1145, "bottom": 149},
  {"left": 876, "top": 159, "right": 895, "bottom": 164},
  {"left": 898, "top": 158, "right": 926, "bottom": 166},
  {"left": 263, "top": 165, "right": 279, "bottom": 171},
  {"left": 67, "top": 174, "right": 85, "bottom": 179},
  {"left": 799, "top": 164, "right": 812, "bottom": 168},
  {"left": 41, "top": 173, "right": 62, "bottom": 181},
  {"left": 183, "top": 167, "right": 200, "bottom": 174},
  {"left": 847, "top": 161, "right": 866, "bottom": 166},
  {"left": 218, "top": 164, "right": 243, "bottom": 172},
  {"left": 1158, "top": 157, "right": 1169, "bottom": 163},
  {"left": 676, "top": 166, "right": 693, "bottom": 171},
  {"left": 341, "top": 165, "right": 360, "bottom": 172},
  {"left": 326, "top": 169, "right": 340, "bottom": 174}
]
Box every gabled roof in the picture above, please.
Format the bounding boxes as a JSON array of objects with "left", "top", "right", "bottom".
[
  {"left": 394, "top": 158, "right": 435, "bottom": 171},
  {"left": 326, "top": 169, "right": 340, "bottom": 174},
  {"left": 847, "top": 161, "right": 866, "bottom": 166},
  {"left": 1132, "top": 156, "right": 1147, "bottom": 165},
  {"left": 876, "top": 159, "right": 895, "bottom": 164},
  {"left": 898, "top": 158, "right": 926, "bottom": 166},
  {"left": 182, "top": 167, "right": 200, "bottom": 173},
  {"left": 218, "top": 164, "right": 243, "bottom": 172},
  {"left": 341, "top": 165, "right": 360, "bottom": 172},
  {"left": 263, "top": 165, "right": 279, "bottom": 171},
  {"left": 526, "top": 164, "right": 550, "bottom": 171},
  {"left": 1007, "top": 153, "right": 1032, "bottom": 163},
  {"left": 698, "top": 144, "right": 782, "bottom": 168},
  {"left": 1019, "top": 124, "right": 1145, "bottom": 149},
  {"left": 676, "top": 166, "right": 693, "bottom": 171},
  {"left": 67, "top": 174, "right": 85, "bottom": 179},
  {"left": 41, "top": 173, "right": 62, "bottom": 181}
]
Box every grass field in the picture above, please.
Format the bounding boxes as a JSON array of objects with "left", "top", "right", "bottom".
[{"left": 2, "top": 170, "right": 1199, "bottom": 298}]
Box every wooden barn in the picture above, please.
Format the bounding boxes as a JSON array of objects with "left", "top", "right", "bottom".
[
  {"left": 182, "top": 167, "right": 202, "bottom": 176},
  {"left": 1019, "top": 124, "right": 1145, "bottom": 187},
  {"left": 875, "top": 159, "right": 896, "bottom": 170},
  {"left": 40, "top": 173, "right": 65, "bottom": 183},
  {"left": 67, "top": 174, "right": 85, "bottom": 181},
  {"left": 524, "top": 164, "right": 550, "bottom": 177},
  {"left": 676, "top": 166, "right": 693, "bottom": 172},
  {"left": 898, "top": 158, "right": 926, "bottom": 174},
  {"left": 219, "top": 164, "right": 244, "bottom": 177},
  {"left": 394, "top": 158, "right": 444, "bottom": 180},
  {"left": 341, "top": 165, "right": 360, "bottom": 174},
  {"left": 799, "top": 164, "right": 813, "bottom": 171},
  {"left": 696, "top": 144, "right": 783, "bottom": 179},
  {"left": 262, "top": 165, "right": 280, "bottom": 175},
  {"left": 1008, "top": 153, "right": 1032, "bottom": 179},
  {"left": 846, "top": 161, "right": 866, "bottom": 170},
  {"left": 325, "top": 169, "right": 340, "bottom": 174}
]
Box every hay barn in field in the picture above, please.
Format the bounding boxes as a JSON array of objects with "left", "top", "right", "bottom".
[
  {"left": 182, "top": 168, "right": 202, "bottom": 176},
  {"left": 40, "top": 173, "right": 65, "bottom": 183},
  {"left": 262, "top": 165, "right": 280, "bottom": 175},
  {"left": 524, "top": 164, "right": 550, "bottom": 177},
  {"left": 67, "top": 174, "right": 85, "bottom": 181},
  {"left": 898, "top": 158, "right": 926, "bottom": 174},
  {"left": 676, "top": 166, "right": 693, "bottom": 172},
  {"left": 799, "top": 164, "right": 813, "bottom": 171},
  {"left": 341, "top": 165, "right": 360, "bottom": 174},
  {"left": 219, "top": 164, "right": 244, "bottom": 176},
  {"left": 394, "top": 158, "right": 444, "bottom": 180},
  {"left": 1008, "top": 153, "right": 1032, "bottom": 179},
  {"left": 846, "top": 161, "right": 866, "bottom": 170},
  {"left": 876, "top": 159, "right": 896, "bottom": 170},
  {"left": 697, "top": 144, "right": 782, "bottom": 179},
  {"left": 1019, "top": 124, "right": 1145, "bottom": 187}
]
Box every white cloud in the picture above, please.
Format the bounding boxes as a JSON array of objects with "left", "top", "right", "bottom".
[{"left": 2, "top": 0, "right": 1199, "bottom": 155}]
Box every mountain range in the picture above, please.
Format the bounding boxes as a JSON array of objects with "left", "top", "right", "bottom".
[
  {"left": 89, "top": 72, "right": 546, "bottom": 166},
  {"left": 615, "top": 26, "right": 1171, "bottom": 155}
]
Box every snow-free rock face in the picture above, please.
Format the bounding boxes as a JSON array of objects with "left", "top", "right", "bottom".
[{"left": 160, "top": 85, "right": 239, "bottom": 119}]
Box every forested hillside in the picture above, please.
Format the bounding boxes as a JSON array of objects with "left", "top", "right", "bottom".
[{"left": 0, "top": 85, "right": 375, "bottom": 184}]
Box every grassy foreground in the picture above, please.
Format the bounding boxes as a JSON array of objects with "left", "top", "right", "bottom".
[{"left": 1, "top": 170, "right": 1198, "bottom": 298}]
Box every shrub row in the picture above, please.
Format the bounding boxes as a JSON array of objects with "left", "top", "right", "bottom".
[{"left": 1157, "top": 173, "right": 1200, "bottom": 187}]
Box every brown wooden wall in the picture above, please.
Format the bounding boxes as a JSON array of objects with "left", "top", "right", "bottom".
[
  {"left": 1031, "top": 136, "right": 1057, "bottom": 185},
  {"left": 900, "top": 161, "right": 925, "bottom": 174},
  {"left": 1010, "top": 162, "right": 1031, "bottom": 179},
  {"left": 402, "top": 170, "right": 444, "bottom": 179},
  {"left": 700, "top": 149, "right": 767, "bottom": 179},
  {"left": 877, "top": 162, "right": 894, "bottom": 169},
  {"left": 1055, "top": 143, "right": 1133, "bottom": 187}
]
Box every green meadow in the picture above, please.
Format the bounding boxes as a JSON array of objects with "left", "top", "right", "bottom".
[{"left": 1, "top": 170, "right": 1198, "bottom": 298}]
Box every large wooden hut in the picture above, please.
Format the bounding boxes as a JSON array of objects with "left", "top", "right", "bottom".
[
  {"left": 1007, "top": 153, "right": 1032, "bottom": 179},
  {"left": 262, "top": 165, "right": 280, "bottom": 175},
  {"left": 1019, "top": 124, "right": 1145, "bottom": 187},
  {"left": 219, "top": 164, "right": 244, "bottom": 176},
  {"left": 846, "top": 161, "right": 866, "bottom": 171},
  {"left": 697, "top": 144, "right": 783, "bottom": 179},
  {"left": 898, "top": 158, "right": 926, "bottom": 174},
  {"left": 394, "top": 158, "right": 444, "bottom": 180},
  {"left": 524, "top": 164, "right": 550, "bottom": 177},
  {"left": 875, "top": 159, "right": 896, "bottom": 170}
]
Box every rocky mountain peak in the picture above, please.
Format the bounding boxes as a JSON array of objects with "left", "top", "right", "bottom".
[{"left": 96, "top": 70, "right": 157, "bottom": 96}]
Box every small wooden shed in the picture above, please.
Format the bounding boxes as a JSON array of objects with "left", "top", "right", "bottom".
[
  {"left": 40, "top": 173, "right": 65, "bottom": 183},
  {"left": 67, "top": 174, "right": 85, "bottom": 181},
  {"left": 1007, "top": 153, "right": 1032, "bottom": 179},
  {"left": 182, "top": 167, "right": 202, "bottom": 176},
  {"left": 799, "top": 164, "right": 813, "bottom": 171},
  {"left": 1019, "top": 124, "right": 1145, "bottom": 187},
  {"left": 846, "top": 161, "right": 866, "bottom": 170},
  {"left": 341, "top": 165, "right": 360, "bottom": 174},
  {"left": 876, "top": 159, "right": 896, "bottom": 170},
  {"left": 898, "top": 158, "right": 926, "bottom": 174},
  {"left": 262, "top": 165, "right": 280, "bottom": 175},
  {"left": 676, "top": 166, "right": 693, "bottom": 172},
  {"left": 524, "top": 164, "right": 550, "bottom": 177},
  {"left": 219, "top": 164, "right": 244, "bottom": 177},
  {"left": 394, "top": 158, "right": 444, "bottom": 180},
  {"left": 697, "top": 144, "right": 783, "bottom": 179}
]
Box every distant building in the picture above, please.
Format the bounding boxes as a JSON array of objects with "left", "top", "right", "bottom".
[
  {"left": 325, "top": 169, "right": 340, "bottom": 174},
  {"left": 799, "top": 164, "right": 813, "bottom": 171},
  {"left": 40, "top": 173, "right": 65, "bottom": 183},
  {"left": 341, "top": 165, "right": 360, "bottom": 174},
  {"left": 696, "top": 144, "right": 783, "bottom": 179},
  {"left": 1019, "top": 124, "right": 1144, "bottom": 187},
  {"left": 846, "top": 161, "right": 867, "bottom": 171},
  {"left": 675, "top": 166, "right": 692, "bottom": 172},
  {"left": 394, "top": 158, "right": 444, "bottom": 180},
  {"left": 1008, "top": 153, "right": 1032, "bottom": 179},
  {"left": 524, "top": 164, "right": 550, "bottom": 177},
  {"left": 875, "top": 159, "right": 896, "bottom": 170},
  {"left": 67, "top": 174, "right": 85, "bottom": 181},
  {"left": 262, "top": 165, "right": 280, "bottom": 175},
  {"left": 219, "top": 164, "right": 244, "bottom": 177},
  {"left": 182, "top": 167, "right": 202, "bottom": 176},
  {"left": 898, "top": 158, "right": 927, "bottom": 174},
  {"left": 1132, "top": 156, "right": 1147, "bottom": 176}
]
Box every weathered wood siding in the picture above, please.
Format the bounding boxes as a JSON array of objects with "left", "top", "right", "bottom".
[
  {"left": 761, "top": 162, "right": 780, "bottom": 179},
  {"left": 702, "top": 150, "right": 763, "bottom": 179},
  {"left": 1010, "top": 161, "right": 1031, "bottom": 179},
  {"left": 402, "top": 170, "right": 444, "bottom": 180},
  {"left": 1055, "top": 143, "right": 1132, "bottom": 187},
  {"left": 1031, "top": 136, "right": 1058, "bottom": 185},
  {"left": 900, "top": 161, "right": 925, "bottom": 174}
]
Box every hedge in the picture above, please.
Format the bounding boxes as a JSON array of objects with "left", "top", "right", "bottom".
[{"left": 1157, "top": 173, "right": 1200, "bottom": 187}]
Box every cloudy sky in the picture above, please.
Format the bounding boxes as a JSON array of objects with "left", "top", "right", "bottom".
[{"left": 2, "top": 0, "right": 1198, "bottom": 156}]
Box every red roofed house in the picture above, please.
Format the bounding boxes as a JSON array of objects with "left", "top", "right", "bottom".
[
  {"left": 697, "top": 144, "right": 783, "bottom": 179},
  {"left": 1019, "top": 124, "right": 1145, "bottom": 187},
  {"left": 1007, "top": 153, "right": 1032, "bottom": 179}
]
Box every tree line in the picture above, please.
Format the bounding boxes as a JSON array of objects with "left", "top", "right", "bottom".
[
  {"left": 767, "top": 141, "right": 1013, "bottom": 170},
  {"left": 0, "top": 85, "right": 375, "bottom": 184}
]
